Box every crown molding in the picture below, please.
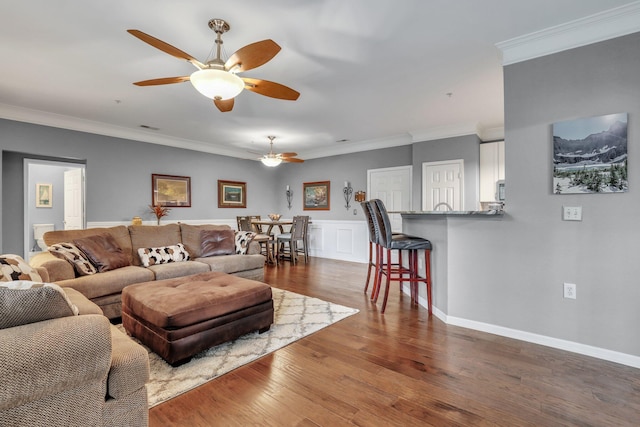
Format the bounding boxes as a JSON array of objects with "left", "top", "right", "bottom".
[
  {"left": 301, "top": 133, "right": 413, "bottom": 160},
  {"left": 0, "top": 103, "right": 249, "bottom": 159},
  {"left": 496, "top": 1, "right": 640, "bottom": 65},
  {"left": 410, "top": 122, "right": 479, "bottom": 143}
]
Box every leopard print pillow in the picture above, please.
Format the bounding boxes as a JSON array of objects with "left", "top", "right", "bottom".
[
  {"left": 235, "top": 231, "right": 256, "bottom": 255},
  {"left": 0, "top": 254, "right": 43, "bottom": 282},
  {"left": 138, "top": 243, "right": 190, "bottom": 267},
  {"left": 49, "top": 242, "right": 98, "bottom": 276}
]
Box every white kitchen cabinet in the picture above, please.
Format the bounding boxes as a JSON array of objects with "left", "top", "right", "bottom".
[{"left": 479, "top": 140, "right": 505, "bottom": 202}]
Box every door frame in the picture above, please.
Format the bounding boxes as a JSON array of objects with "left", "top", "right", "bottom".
[
  {"left": 23, "top": 158, "right": 86, "bottom": 258},
  {"left": 421, "top": 159, "right": 464, "bottom": 211}
]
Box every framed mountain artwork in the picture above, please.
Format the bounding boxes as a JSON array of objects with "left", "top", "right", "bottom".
[{"left": 552, "top": 113, "right": 628, "bottom": 194}]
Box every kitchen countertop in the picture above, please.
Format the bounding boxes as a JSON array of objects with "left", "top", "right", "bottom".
[{"left": 391, "top": 210, "right": 504, "bottom": 216}]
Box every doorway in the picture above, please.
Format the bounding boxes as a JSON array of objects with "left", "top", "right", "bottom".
[
  {"left": 24, "top": 159, "right": 86, "bottom": 259},
  {"left": 422, "top": 159, "right": 463, "bottom": 211}
]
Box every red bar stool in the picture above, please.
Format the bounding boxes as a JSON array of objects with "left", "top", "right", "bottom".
[
  {"left": 361, "top": 201, "right": 408, "bottom": 300},
  {"left": 371, "top": 199, "right": 432, "bottom": 314}
]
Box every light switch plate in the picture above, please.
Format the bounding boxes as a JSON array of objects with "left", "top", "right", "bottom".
[{"left": 563, "top": 206, "right": 582, "bottom": 221}]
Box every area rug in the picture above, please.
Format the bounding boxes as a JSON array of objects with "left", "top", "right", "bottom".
[{"left": 117, "top": 288, "right": 359, "bottom": 407}]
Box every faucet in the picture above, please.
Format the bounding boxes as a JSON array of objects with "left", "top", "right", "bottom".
[{"left": 433, "top": 202, "right": 453, "bottom": 211}]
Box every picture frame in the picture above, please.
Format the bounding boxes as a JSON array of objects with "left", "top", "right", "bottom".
[
  {"left": 303, "top": 181, "right": 330, "bottom": 210},
  {"left": 36, "top": 183, "right": 53, "bottom": 208},
  {"left": 552, "top": 112, "right": 628, "bottom": 194},
  {"left": 152, "top": 174, "right": 191, "bottom": 207},
  {"left": 218, "top": 180, "right": 247, "bottom": 208}
]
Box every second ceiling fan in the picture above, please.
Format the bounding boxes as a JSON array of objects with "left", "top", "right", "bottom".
[
  {"left": 128, "top": 18, "right": 300, "bottom": 112},
  {"left": 260, "top": 136, "right": 304, "bottom": 167}
]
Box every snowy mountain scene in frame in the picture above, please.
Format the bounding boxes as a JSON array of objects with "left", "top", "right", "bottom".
[{"left": 552, "top": 113, "right": 628, "bottom": 194}]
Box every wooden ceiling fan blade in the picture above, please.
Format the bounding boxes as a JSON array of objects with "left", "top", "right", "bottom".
[
  {"left": 133, "top": 76, "right": 191, "bottom": 86},
  {"left": 279, "top": 152, "right": 298, "bottom": 158},
  {"left": 225, "top": 40, "right": 281, "bottom": 73},
  {"left": 283, "top": 157, "right": 304, "bottom": 163},
  {"left": 127, "top": 29, "right": 205, "bottom": 68},
  {"left": 242, "top": 78, "right": 300, "bottom": 100},
  {"left": 214, "top": 98, "right": 234, "bottom": 112}
]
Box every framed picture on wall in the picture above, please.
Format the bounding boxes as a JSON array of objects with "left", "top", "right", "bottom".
[
  {"left": 152, "top": 174, "right": 191, "bottom": 207},
  {"left": 303, "top": 181, "right": 330, "bottom": 210},
  {"left": 552, "top": 112, "right": 628, "bottom": 194},
  {"left": 36, "top": 183, "right": 52, "bottom": 208},
  {"left": 218, "top": 180, "right": 247, "bottom": 208}
]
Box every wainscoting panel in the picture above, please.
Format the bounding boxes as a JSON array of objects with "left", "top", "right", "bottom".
[{"left": 308, "top": 220, "right": 368, "bottom": 263}]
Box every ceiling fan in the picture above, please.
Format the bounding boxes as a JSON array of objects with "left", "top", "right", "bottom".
[
  {"left": 260, "top": 136, "right": 304, "bottom": 167},
  {"left": 127, "top": 18, "right": 300, "bottom": 112}
]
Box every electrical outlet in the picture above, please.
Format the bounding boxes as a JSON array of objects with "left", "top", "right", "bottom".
[
  {"left": 563, "top": 206, "right": 582, "bottom": 221},
  {"left": 563, "top": 282, "right": 577, "bottom": 299}
]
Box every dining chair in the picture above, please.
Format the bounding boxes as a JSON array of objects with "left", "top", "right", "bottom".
[
  {"left": 236, "top": 216, "right": 276, "bottom": 264},
  {"left": 371, "top": 199, "right": 432, "bottom": 314},
  {"left": 277, "top": 215, "right": 309, "bottom": 264}
]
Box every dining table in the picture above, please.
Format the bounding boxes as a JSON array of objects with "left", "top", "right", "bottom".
[{"left": 250, "top": 219, "right": 293, "bottom": 236}]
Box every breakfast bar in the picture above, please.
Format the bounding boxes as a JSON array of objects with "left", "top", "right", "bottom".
[{"left": 390, "top": 209, "right": 505, "bottom": 314}]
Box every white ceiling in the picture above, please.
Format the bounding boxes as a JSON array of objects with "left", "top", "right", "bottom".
[{"left": 1, "top": 1, "right": 637, "bottom": 160}]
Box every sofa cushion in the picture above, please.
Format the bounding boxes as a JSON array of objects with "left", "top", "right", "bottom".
[
  {"left": 137, "top": 243, "right": 190, "bottom": 267},
  {"left": 235, "top": 231, "right": 256, "bottom": 255},
  {"left": 180, "top": 223, "right": 232, "bottom": 258},
  {"left": 128, "top": 224, "right": 182, "bottom": 266},
  {"left": 63, "top": 287, "right": 103, "bottom": 315},
  {"left": 200, "top": 229, "right": 235, "bottom": 257},
  {"left": 43, "top": 226, "right": 134, "bottom": 265},
  {"left": 56, "top": 266, "right": 154, "bottom": 300},
  {"left": 0, "top": 281, "right": 78, "bottom": 329},
  {"left": 74, "top": 233, "right": 130, "bottom": 273},
  {"left": 0, "top": 254, "right": 44, "bottom": 282},
  {"left": 147, "top": 260, "right": 210, "bottom": 281},
  {"left": 48, "top": 242, "right": 98, "bottom": 276},
  {"left": 195, "top": 253, "right": 265, "bottom": 274}
]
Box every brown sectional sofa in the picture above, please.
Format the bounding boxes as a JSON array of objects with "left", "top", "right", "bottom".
[{"left": 30, "top": 223, "right": 265, "bottom": 319}]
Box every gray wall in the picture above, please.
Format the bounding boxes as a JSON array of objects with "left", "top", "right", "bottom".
[
  {"left": 412, "top": 134, "right": 481, "bottom": 210},
  {"left": 445, "top": 32, "right": 640, "bottom": 356},
  {"left": 273, "top": 146, "right": 413, "bottom": 219},
  {"left": 1, "top": 120, "right": 281, "bottom": 254}
]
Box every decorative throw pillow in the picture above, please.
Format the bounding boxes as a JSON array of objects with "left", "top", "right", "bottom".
[
  {"left": 200, "top": 229, "right": 235, "bottom": 257},
  {"left": 48, "top": 242, "right": 98, "bottom": 276},
  {"left": 0, "top": 280, "right": 79, "bottom": 329},
  {"left": 138, "top": 243, "right": 190, "bottom": 267},
  {"left": 73, "top": 233, "right": 130, "bottom": 273},
  {"left": 235, "top": 231, "right": 256, "bottom": 255},
  {"left": 0, "top": 254, "right": 43, "bottom": 282}
]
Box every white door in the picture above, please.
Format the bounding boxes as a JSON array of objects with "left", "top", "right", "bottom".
[
  {"left": 367, "top": 166, "right": 412, "bottom": 232},
  {"left": 64, "top": 168, "right": 85, "bottom": 230},
  {"left": 422, "top": 160, "right": 463, "bottom": 211}
]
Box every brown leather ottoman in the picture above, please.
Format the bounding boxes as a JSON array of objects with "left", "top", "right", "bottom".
[{"left": 121, "top": 271, "right": 273, "bottom": 366}]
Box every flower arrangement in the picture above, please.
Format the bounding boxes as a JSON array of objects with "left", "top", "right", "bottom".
[{"left": 149, "top": 204, "right": 171, "bottom": 225}]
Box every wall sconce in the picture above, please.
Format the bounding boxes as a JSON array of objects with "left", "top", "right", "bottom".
[
  {"left": 343, "top": 181, "right": 353, "bottom": 210},
  {"left": 354, "top": 191, "right": 366, "bottom": 203},
  {"left": 285, "top": 185, "right": 293, "bottom": 210}
]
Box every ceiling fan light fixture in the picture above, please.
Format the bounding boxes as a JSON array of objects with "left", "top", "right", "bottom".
[
  {"left": 261, "top": 156, "right": 282, "bottom": 167},
  {"left": 190, "top": 69, "right": 244, "bottom": 100}
]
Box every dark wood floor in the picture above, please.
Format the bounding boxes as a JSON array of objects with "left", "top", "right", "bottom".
[{"left": 149, "top": 258, "right": 640, "bottom": 426}]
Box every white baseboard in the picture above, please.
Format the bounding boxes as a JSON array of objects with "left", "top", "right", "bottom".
[{"left": 402, "top": 286, "right": 640, "bottom": 369}]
